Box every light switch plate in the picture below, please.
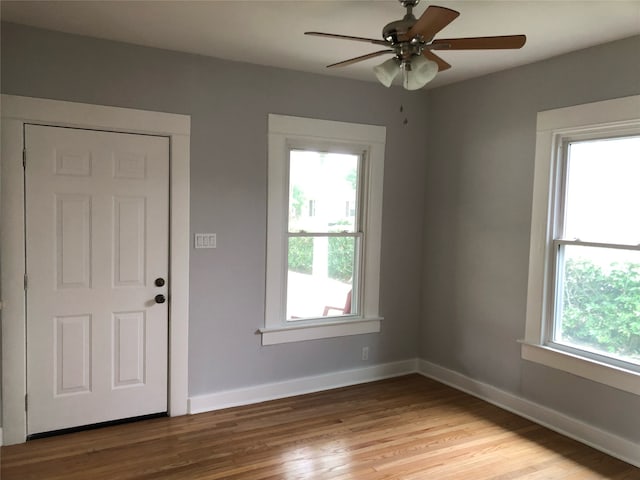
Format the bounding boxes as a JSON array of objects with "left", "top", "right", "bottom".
[{"left": 195, "top": 233, "right": 216, "bottom": 249}]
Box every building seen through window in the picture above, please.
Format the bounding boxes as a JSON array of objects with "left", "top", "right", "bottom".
[{"left": 286, "top": 150, "right": 360, "bottom": 320}]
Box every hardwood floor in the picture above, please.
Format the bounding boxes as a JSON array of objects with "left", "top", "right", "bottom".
[{"left": 2, "top": 375, "right": 638, "bottom": 479}]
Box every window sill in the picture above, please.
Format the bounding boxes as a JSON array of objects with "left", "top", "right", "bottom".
[
  {"left": 520, "top": 341, "right": 640, "bottom": 396},
  {"left": 260, "top": 317, "right": 382, "bottom": 345}
]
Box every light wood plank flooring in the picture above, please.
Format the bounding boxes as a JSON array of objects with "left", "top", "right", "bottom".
[{"left": 2, "top": 375, "right": 638, "bottom": 479}]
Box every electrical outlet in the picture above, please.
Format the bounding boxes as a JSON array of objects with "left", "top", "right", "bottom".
[{"left": 362, "top": 346, "right": 369, "bottom": 361}]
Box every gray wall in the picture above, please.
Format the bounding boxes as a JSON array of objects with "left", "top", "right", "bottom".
[
  {"left": 2, "top": 20, "right": 639, "bottom": 446},
  {"left": 421, "top": 35, "right": 640, "bottom": 442},
  {"left": 0, "top": 22, "right": 425, "bottom": 396}
]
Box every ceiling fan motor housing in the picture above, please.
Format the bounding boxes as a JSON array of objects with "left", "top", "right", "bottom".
[
  {"left": 383, "top": 0, "right": 425, "bottom": 61},
  {"left": 382, "top": 18, "right": 416, "bottom": 43}
]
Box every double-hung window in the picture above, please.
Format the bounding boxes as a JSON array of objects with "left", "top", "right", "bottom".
[
  {"left": 287, "top": 149, "right": 362, "bottom": 320},
  {"left": 523, "top": 95, "right": 640, "bottom": 395},
  {"left": 262, "top": 115, "right": 385, "bottom": 345},
  {"left": 552, "top": 135, "right": 640, "bottom": 365}
]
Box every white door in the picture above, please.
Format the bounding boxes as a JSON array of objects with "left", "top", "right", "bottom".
[{"left": 25, "top": 124, "right": 169, "bottom": 435}]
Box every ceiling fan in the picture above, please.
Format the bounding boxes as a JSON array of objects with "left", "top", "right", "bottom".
[{"left": 305, "top": 0, "right": 526, "bottom": 90}]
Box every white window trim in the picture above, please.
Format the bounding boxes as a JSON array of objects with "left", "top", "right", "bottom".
[
  {"left": 261, "top": 114, "right": 385, "bottom": 345},
  {"left": 522, "top": 94, "right": 640, "bottom": 396}
]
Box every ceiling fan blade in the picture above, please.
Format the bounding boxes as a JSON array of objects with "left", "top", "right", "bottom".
[
  {"left": 431, "top": 35, "right": 526, "bottom": 50},
  {"left": 327, "top": 50, "right": 394, "bottom": 68},
  {"left": 423, "top": 50, "right": 451, "bottom": 72},
  {"left": 305, "top": 32, "right": 388, "bottom": 47},
  {"left": 407, "top": 6, "right": 460, "bottom": 41}
]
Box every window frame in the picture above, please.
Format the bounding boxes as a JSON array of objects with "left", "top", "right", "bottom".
[
  {"left": 262, "top": 114, "right": 385, "bottom": 345},
  {"left": 550, "top": 134, "right": 640, "bottom": 369},
  {"left": 522, "top": 95, "right": 640, "bottom": 395},
  {"left": 286, "top": 147, "right": 363, "bottom": 321}
]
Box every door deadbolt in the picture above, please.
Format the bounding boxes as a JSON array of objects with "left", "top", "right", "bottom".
[{"left": 155, "top": 278, "right": 165, "bottom": 287}]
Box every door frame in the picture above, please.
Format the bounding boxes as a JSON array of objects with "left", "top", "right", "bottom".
[{"left": 1, "top": 94, "right": 191, "bottom": 445}]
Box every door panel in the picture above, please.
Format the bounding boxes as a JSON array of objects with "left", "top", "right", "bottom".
[
  {"left": 113, "top": 311, "right": 146, "bottom": 388},
  {"left": 54, "top": 314, "right": 92, "bottom": 395},
  {"left": 25, "top": 125, "right": 169, "bottom": 435},
  {"left": 113, "top": 196, "right": 146, "bottom": 286},
  {"left": 56, "top": 194, "right": 92, "bottom": 288}
]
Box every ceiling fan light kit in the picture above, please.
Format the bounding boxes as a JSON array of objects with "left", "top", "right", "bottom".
[
  {"left": 373, "top": 53, "right": 438, "bottom": 90},
  {"left": 306, "top": 0, "right": 526, "bottom": 90},
  {"left": 402, "top": 56, "right": 439, "bottom": 90},
  {"left": 373, "top": 58, "right": 400, "bottom": 87}
]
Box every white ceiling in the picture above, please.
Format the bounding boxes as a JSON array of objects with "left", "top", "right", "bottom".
[{"left": 2, "top": 0, "right": 640, "bottom": 89}]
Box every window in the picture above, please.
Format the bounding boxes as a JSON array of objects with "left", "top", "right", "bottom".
[
  {"left": 262, "top": 115, "right": 385, "bottom": 345},
  {"left": 523, "top": 95, "right": 640, "bottom": 395},
  {"left": 553, "top": 135, "right": 640, "bottom": 366},
  {"left": 287, "top": 150, "right": 360, "bottom": 320}
]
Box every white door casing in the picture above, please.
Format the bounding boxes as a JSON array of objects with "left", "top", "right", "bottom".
[
  {"left": 26, "top": 125, "right": 169, "bottom": 434},
  {"left": 1, "top": 95, "right": 190, "bottom": 445}
]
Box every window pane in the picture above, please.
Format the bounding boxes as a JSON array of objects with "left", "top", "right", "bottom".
[
  {"left": 288, "top": 150, "right": 359, "bottom": 233},
  {"left": 555, "top": 244, "right": 640, "bottom": 365},
  {"left": 286, "top": 236, "right": 357, "bottom": 320},
  {"left": 564, "top": 136, "right": 640, "bottom": 244}
]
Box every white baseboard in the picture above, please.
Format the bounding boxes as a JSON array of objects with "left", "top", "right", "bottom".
[
  {"left": 188, "top": 358, "right": 418, "bottom": 414},
  {"left": 0, "top": 427, "right": 3, "bottom": 446},
  {"left": 187, "top": 357, "right": 638, "bottom": 468},
  {"left": 417, "top": 359, "right": 640, "bottom": 468}
]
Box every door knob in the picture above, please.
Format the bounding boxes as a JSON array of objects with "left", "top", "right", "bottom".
[
  {"left": 155, "top": 294, "right": 166, "bottom": 304},
  {"left": 155, "top": 278, "right": 165, "bottom": 287}
]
